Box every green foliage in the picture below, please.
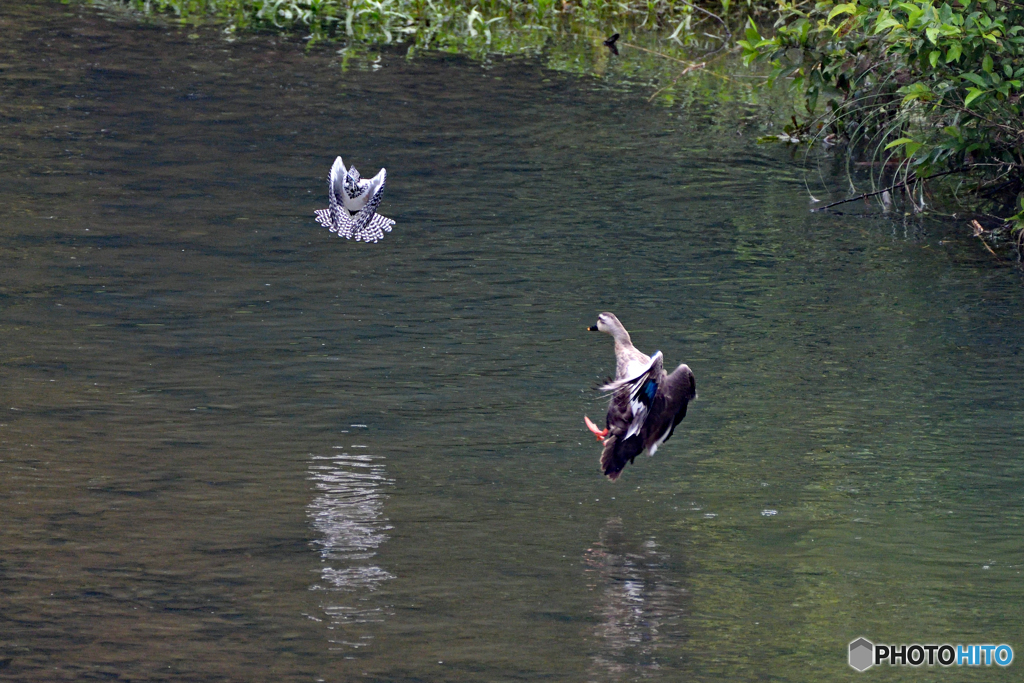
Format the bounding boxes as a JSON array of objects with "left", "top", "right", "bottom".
[
  {"left": 101, "top": 0, "right": 728, "bottom": 55},
  {"left": 739, "top": 0, "right": 1024, "bottom": 218},
  {"left": 1010, "top": 196, "right": 1024, "bottom": 235}
]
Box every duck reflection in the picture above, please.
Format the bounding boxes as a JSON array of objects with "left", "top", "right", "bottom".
[
  {"left": 308, "top": 438, "right": 394, "bottom": 646},
  {"left": 583, "top": 518, "right": 689, "bottom": 678}
]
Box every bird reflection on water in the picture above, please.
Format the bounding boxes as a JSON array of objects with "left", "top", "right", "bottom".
[
  {"left": 307, "top": 435, "right": 394, "bottom": 648},
  {"left": 583, "top": 518, "right": 689, "bottom": 679}
]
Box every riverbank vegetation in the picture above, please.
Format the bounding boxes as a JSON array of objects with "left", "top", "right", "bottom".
[
  {"left": 90, "top": 0, "right": 741, "bottom": 54},
  {"left": 88, "top": 0, "right": 1024, "bottom": 240},
  {"left": 740, "top": 0, "right": 1024, "bottom": 239}
]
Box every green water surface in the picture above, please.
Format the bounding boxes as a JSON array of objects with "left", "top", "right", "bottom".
[{"left": 2, "top": 2, "right": 1023, "bottom": 681}]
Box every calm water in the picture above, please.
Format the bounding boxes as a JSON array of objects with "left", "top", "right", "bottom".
[{"left": 2, "top": 2, "right": 1024, "bottom": 681}]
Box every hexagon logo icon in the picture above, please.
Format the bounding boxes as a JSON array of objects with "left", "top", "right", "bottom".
[{"left": 849, "top": 638, "right": 874, "bottom": 671}]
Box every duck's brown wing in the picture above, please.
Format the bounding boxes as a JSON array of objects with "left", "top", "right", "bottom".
[
  {"left": 601, "top": 362, "right": 695, "bottom": 480},
  {"left": 641, "top": 364, "right": 696, "bottom": 454},
  {"left": 598, "top": 351, "right": 664, "bottom": 441}
]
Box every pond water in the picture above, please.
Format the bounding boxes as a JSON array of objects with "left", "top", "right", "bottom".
[{"left": 2, "top": 2, "right": 1024, "bottom": 681}]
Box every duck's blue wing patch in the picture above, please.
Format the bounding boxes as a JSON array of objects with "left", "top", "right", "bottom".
[
  {"left": 623, "top": 351, "right": 663, "bottom": 440},
  {"left": 641, "top": 378, "right": 658, "bottom": 401}
]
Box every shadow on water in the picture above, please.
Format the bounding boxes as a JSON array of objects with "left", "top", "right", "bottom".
[{"left": 583, "top": 518, "right": 689, "bottom": 680}]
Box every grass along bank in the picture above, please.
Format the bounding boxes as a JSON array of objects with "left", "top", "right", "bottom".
[
  {"left": 81, "top": 0, "right": 782, "bottom": 133},
  {"left": 83, "top": 0, "right": 751, "bottom": 56}
]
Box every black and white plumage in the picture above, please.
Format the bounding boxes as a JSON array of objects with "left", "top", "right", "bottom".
[
  {"left": 314, "top": 156, "right": 395, "bottom": 243},
  {"left": 586, "top": 312, "right": 696, "bottom": 480}
]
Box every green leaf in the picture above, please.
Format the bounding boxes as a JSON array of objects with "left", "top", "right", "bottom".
[
  {"left": 745, "top": 18, "right": 761, "bottom": 44},
  {"left": 945, "top": 42, "right": 961, "bottom": 62},
  {"left": 983, "top": 53, "right": 993, "bottom": 73},
  {"left": 828, "top": 3, "right": 858, "bottom": 21},
  {"left": 926, "top": 26, "right": 940, "bottom": 43},
  {"left": 885, "top": 137, "right": 915, "bottom": 150},
  {"left": 874, "top": 11, "right": 902, "bottom": 33},
  {"left": 929, "top": 50, "right": 940, "bottom": 67},
  {"left": 964, "top": 87, "right": 985, "bottom": 106},
  {"left": 962, "top": 72, "right": 988, "bottom": 87},
  {"left": 899, "top": 2, "right": 925, "bottom": 27},
  {"left": 901, "top": 82, "right": 934, "bottom": 103},
  {"left": 886, "top": 137, "right": 922, "bottom": 157}
]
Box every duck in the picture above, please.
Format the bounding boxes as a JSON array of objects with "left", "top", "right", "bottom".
[
  {"left": 585, "top": 312, "right": 696, "bottom": 480},
  {"left": 314, "top": 156, "right": 395, "bottom": 243}
]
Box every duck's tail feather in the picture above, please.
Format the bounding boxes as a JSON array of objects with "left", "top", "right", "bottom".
[
  {"left": 352, "top": 213, "right": 395, "bottom": 243},
  {"left": 600, "top": 433, "right": 644, "bottom": 480}
]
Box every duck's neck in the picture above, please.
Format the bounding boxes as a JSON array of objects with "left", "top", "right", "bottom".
[{"left": 610, "top": 327, "right": 633, "bottom": 351}]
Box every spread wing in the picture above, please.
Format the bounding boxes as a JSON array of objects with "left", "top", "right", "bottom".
[
  {"left": 329, "top": 156, "right": 346, "bottom": 207},
  {"left": 623, "top": 351, "right": 663, "bottom": 439},
  {"left": 349, "top": 168, "right": 391, "bottom": 241},
  {"left": 320, "top": 157, "right": 355, "bottom": 238},
  {"left": 647, "top": 363, "right": 696, "bottom": 451},
  {"left": 317, "top": 162, "right": 394, "bottom": 242},
  {"left": 600, "top": 351, "right": 664, "bottom": 441},
  {"left": 664, "top": 363, "right": 696, "bottom": 406}
]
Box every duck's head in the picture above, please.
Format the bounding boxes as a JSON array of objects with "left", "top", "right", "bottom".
[{"left": 588, "top": 312, "right": 624, "bottom": 335}]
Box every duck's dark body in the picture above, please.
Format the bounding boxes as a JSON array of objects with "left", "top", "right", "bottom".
[
  {"left": 588, "top": 312, "right": 696, "bottom": 480},
  {"left": 600, "top": 362, "right": 695, "bottom": 480}
]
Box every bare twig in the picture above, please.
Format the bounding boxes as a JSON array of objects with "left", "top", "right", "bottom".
[
  {"left": 946, "top": 102, "right": 1024, "bottom": 145},
  {"left": 619, "top": 41, "right": 695, "bottom": 65},
  {"left": 648, "top": 61, "right": 705, "bottom": 102},
  {"left": 970, "top": 219, "right": 1000, "bottom": 257},
  {"left": 812, "top": 167, "right": 970, "bottom": 212},
  {"left": 620, "top": 40, "right": 736, "bottom": 85}
]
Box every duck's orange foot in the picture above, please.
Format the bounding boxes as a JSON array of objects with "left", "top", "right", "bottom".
[{"left": 584, "top": 415, "right": 610, "bottom": 441}]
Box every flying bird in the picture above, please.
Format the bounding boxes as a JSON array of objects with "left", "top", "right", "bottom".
[
  {"left": 314, "top": 156, "right": 395, "bottom": 243},
  {"left": 603, "top": 33, "right": 620, "bottom": 56},
  {"left": 585, "top": 312, "right": 696, "bottom": 480}
]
